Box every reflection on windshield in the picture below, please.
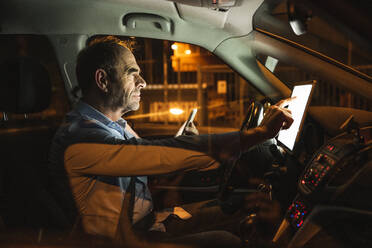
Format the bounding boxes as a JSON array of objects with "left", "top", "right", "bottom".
[
  {"left": 269, "top": 2, "right": 372, "bottom": 78},
  {"left": 257, "top": 53, "right": 371, "bottom": 111},
  {"left": 254, "top": 1, "right": 371, "bottom": 112}
]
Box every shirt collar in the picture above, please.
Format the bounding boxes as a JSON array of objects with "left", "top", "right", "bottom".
[{"left": 75, "top": 101, "right": 127, "bottom": 129}]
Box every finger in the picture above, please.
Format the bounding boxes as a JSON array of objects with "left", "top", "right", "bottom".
[
  {"left": 276, "top": 97, "right": 296, "bottom": 108},
  {"left": 280, "top": 107, "right": 292, "bottom": 115},
  {"left": 185, "top": 122, "right": 199, "bottom": 135},
  {"left": 280, "top": 110, "right": 294, "bottom": 130},
  {"left": 188, "top": 121, "right": 196, "bottom": 128},
  {"left": 184, "top": 127, "right": 195, "bottom": 133},
  {"left": 268, "top": 105, "right": 292, "bottom": 119}
]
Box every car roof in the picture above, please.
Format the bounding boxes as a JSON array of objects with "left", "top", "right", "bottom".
[
  {"left": 0, "top": 0, "right": 264, "bottom": 52},
  {"left": 2, "top": 0, "right": 289, "bottom": 103},
  {"left": 1, "top": 0, "right": 371, "bottom": 104}
]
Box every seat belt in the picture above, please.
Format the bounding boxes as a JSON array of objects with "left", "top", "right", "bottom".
[{"left": 115, "top": 176, "right": 140, "bottom": 245}]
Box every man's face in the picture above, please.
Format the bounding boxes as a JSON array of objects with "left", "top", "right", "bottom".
[{"left": 107, "top": 49, "right": 146, "bottom": 114}]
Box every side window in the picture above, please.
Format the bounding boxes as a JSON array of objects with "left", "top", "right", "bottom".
[
  {"left": 117, "top": 37, "right": 264, "bottom": 133},
  {"left": 0, "top": 35, "right": 70, "bottom": 126}
]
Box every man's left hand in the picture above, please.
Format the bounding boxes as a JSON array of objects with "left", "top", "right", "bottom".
[{"left": 184, "top": 122, "right": 199, "bottom": 136}]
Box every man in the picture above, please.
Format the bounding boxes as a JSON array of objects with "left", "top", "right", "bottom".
[{"left": 49, "top": 36, "right": 293, "bottom": 246}]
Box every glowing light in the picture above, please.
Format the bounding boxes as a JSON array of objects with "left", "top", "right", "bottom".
[
  {"left": 185, "top": 49, "right": 191, "bottom": 55},
  {"left": 171, "top": 44, "right": 178, "bottom": 50},
  {"left": 170, "top": 108, "right": 184, "bottom": 115}
]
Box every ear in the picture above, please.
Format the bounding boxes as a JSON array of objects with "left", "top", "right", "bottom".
[{"left": 95, "top": 69, "right": 109, "bottom": 93}]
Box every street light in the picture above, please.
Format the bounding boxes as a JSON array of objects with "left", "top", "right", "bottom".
[{"left": 169, "top": 108, "right": 184, "bottom": 115}]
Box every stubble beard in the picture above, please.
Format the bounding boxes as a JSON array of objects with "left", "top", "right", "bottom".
[{"left": 105, "top": 83, "right": 140, "bottom": 114}]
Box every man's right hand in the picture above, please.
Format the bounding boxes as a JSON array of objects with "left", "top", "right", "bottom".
[
  {"left": 257, "top": 98, "right": 294, "bottom": 140},
  {"left": 240, "top": 98, "right": 294, "bottom": 152}
]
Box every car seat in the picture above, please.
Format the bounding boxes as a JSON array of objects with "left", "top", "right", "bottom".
[{"left": 0, "top": 57, "right": 72, "bottom": 231}]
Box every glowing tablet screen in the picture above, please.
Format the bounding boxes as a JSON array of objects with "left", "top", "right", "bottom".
[{"left": 277, "top": 84, "right": 314, "bottom": 151}]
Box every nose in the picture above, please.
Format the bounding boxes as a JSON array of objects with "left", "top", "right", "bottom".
[{"left": 136, "top": 75, "right": 146, "bottom": 89}]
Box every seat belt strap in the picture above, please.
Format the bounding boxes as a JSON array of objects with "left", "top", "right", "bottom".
[{"left": 115, "top": 177, "right": 139, "bottom": 245}]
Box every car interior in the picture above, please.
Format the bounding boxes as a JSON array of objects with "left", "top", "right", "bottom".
[{"left": 0, "top": 0, "right": 371, "bottom": 247}]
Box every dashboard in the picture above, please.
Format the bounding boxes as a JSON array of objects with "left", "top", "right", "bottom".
[
  {"left": 274, "top": 125, "right": 372, "bottom": 247},
  {"left": 148, "top": 105, "right": 372, "bottom": 247}
]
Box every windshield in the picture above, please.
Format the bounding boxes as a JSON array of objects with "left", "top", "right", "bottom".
[
  {"left": 257, "top": 54, "right": 371, "bottom": 111},
  {"left": 255, "top": 2, "right": 371, "bottom": 112},
  {"left": 268, "top": 1, "right": 372, "bottom": 78}
]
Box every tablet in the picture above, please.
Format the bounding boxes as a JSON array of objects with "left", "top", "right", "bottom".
[{"left": 277, "top": 81, "right": 316, "bottom": 151}]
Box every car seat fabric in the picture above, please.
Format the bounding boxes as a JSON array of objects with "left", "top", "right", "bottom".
[{"left": 0, "top": 57, "right": 71, "bottom": 230}]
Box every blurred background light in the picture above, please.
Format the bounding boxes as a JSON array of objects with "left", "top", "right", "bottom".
[{"left": 169, "top": 108, "right": 184, "bottom": 115}]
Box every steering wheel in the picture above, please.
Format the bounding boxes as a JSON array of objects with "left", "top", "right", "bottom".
[
  {"left": 240, "top": 101, "right": 264, "bottom": 131},
  {"left": 218, "top": 102, "right": 265, "bottom": 202}
]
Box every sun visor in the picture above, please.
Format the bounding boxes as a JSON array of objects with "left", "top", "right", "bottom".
[
  {"left": 170, "top": 0, "right": 238, "bottom": 9},
  {"left": 123, "top": 14, "right": 172, "bottom": 34}
]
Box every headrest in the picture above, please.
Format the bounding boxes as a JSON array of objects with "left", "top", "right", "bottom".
[{"left": 0, "top": 57, "right": 51, "bottom": 114}]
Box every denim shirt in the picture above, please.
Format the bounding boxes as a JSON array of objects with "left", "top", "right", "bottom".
[{"left": 50, "top": 101, "right": 153, "bottom": 225}]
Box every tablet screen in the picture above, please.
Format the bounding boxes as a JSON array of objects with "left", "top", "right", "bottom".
[{"left": 277, "top": 83, "right": 314, "bottom": 151}]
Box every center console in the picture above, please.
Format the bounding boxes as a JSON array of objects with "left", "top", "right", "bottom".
[{"left": 273, "top": 126, "right": 372, "bottom": 247}]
